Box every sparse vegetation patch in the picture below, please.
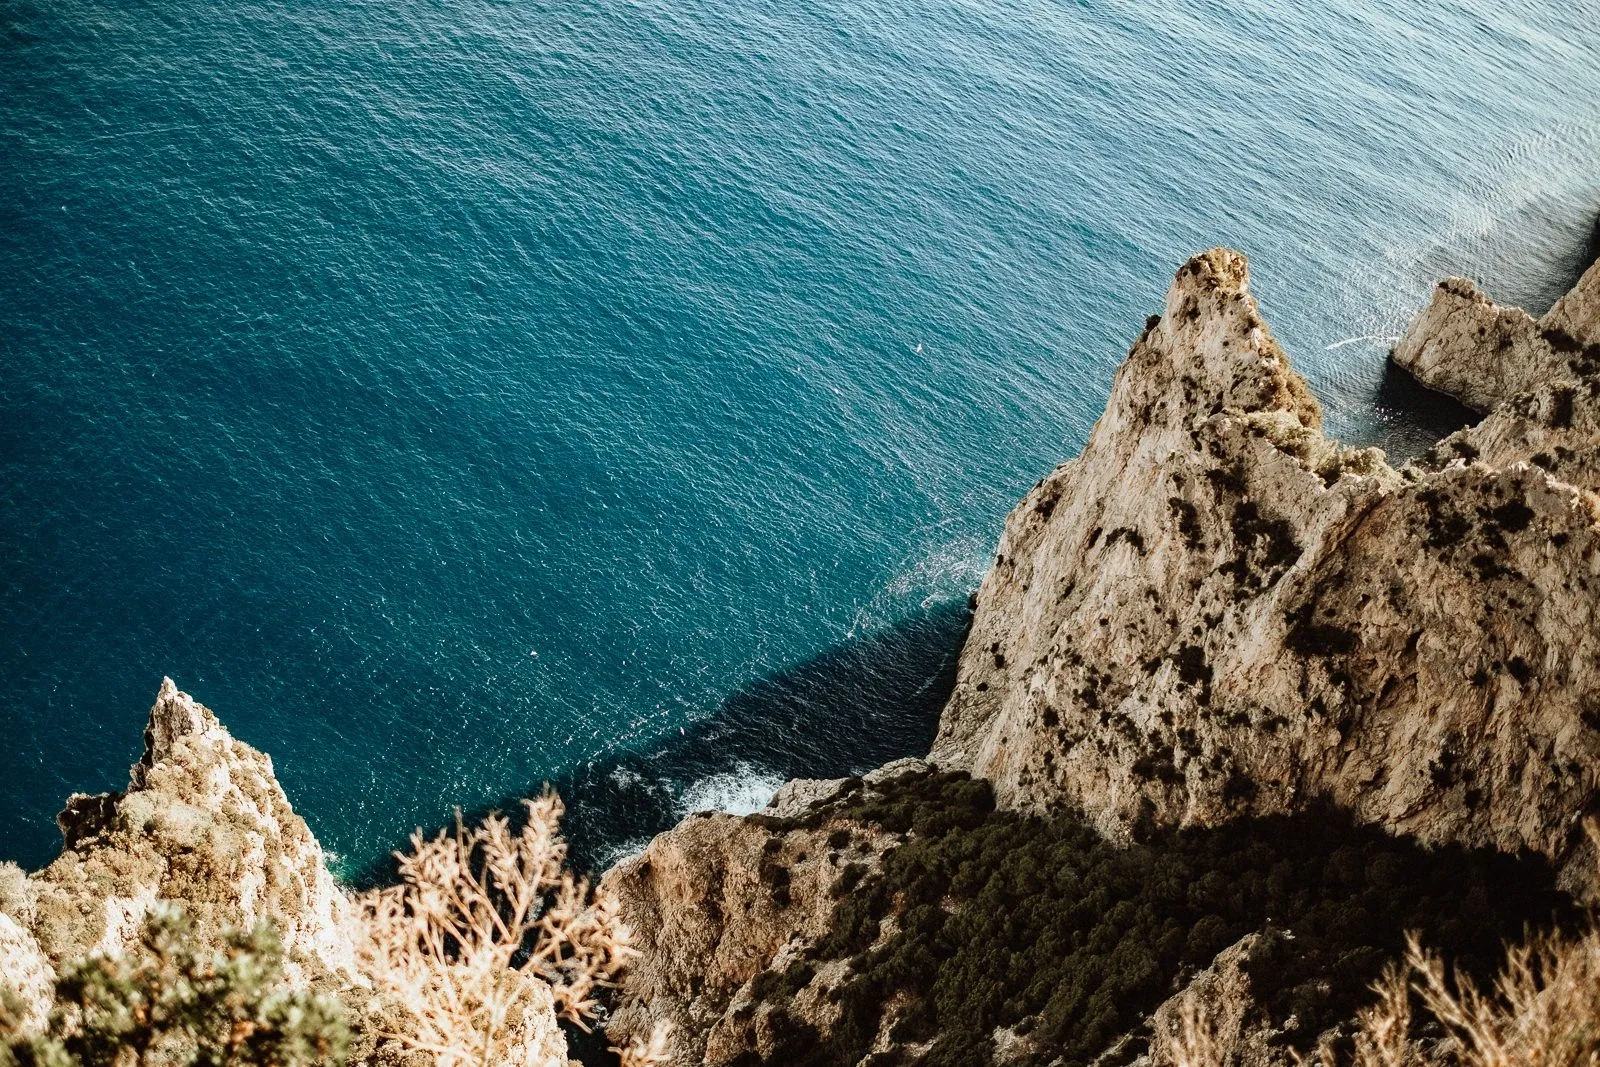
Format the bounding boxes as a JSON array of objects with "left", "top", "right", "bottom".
[{"left": 744, "top": 770, "right": 1573, "bottom": 1067}]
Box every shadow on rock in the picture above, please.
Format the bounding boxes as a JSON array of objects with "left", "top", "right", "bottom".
[{"left": 1369, "top": 354, "right": 1480, "bottom": 461}]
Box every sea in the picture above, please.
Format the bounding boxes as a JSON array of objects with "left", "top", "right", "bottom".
[{"left": 2, "top": 0, "right": 1597, "bottom": 877}]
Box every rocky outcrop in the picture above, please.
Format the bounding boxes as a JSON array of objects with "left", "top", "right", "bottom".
[
  {"left": 932, "top": 249, "right": 1600, "bottom": 887},
  {"left": 608, "top": 246, "right": 1600, "bottom": 1067},
  {"left": 1401, "top": 259, "right": 1600, "bottom": 500},
  {"left": 1544, "top": 258, "right": 1600, "bottom": 344},
  {"left": 0, "top": 867, "right": 53, "bottom": 1038},
  {"left": 9, "top": 245, "right": 1598, "bottom": 1067},
  {"left": 16, "top": 679, "right": 355, "bottom": 985},
  {"left": 0, "top": 680, "right": 571, "bottom": 1064},
  {"left": 603, "top": 760, "right": 925, "bottom": 1065},
  {"left": 1390, "top": 260, "right": 1600, "bottom": 413},
  {"left": 1139, "top": 935, "right": 1278, "bottom": 1067}
]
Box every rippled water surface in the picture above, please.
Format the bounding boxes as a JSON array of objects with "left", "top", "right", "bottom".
[{"left": 3, "top": 0, "right": 1597, "bottom": 871}]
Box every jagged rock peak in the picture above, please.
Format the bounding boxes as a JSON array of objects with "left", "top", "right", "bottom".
[
  {"left": 1111, "top": 248, "right": 1322, "bottom": 435},
  {"left": 595, "top": 245, "right": 1600, "bottom": 1067},
  {"left": 934, "top": 248, "right": 1600, "bottom": 888},
  {"left": 14, "top": 680, "right": 355, "bottom": 984},
  {"left": 56, "top": 677, "right": 230, "bottom": 848},
  {"left": 131, "top": 675, "right": 226, "bottom": 790},
  {"left": 3, "top": 682, "right": 573, "bottom": 1062}
]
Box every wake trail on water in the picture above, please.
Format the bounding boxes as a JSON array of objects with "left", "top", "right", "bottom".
[
  {"left": 1325, "top": 333, "right": 1402, "bottom": 351},
  {"left": 1359, "top": 120, "right": 1600, "bottom": 334}
]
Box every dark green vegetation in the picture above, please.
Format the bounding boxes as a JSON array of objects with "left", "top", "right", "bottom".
[
  {"left": 1, "top": 908, "right": 348, "bottom": 1067},
  {"left": 742, "top": 769, "right": 1574, "bottom": 1067}
]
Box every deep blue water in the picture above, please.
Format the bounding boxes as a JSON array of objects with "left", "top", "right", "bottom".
[{"left": 3, "top": 0, "right": 1597, "bottom": 874}]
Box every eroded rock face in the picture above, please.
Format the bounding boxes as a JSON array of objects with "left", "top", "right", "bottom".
[
  {"left": 601, "top": 764, "right": 919, "bottom": 1065},
  {"left": 0, "top": 873, "right": 53, "bottom": 1038},
  {"left": 16, "top": 679, "right": 356, "bottom": 986},
  {"left": 1391, "top": 260, "right": 1600, "bottom": 413},
  {"left": 1138, "top": 934, "right": 1281, "bottom": 1067},
  {"left": 932, "top": 249, "right": 1600, "bottom": 886},
  {"left": 604, "top": 248, "right": 1600, "bottom": 1067}
]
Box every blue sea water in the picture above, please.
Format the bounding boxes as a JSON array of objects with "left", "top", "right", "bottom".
[{"left": 2, "top": 0, "right": 1597, "bottom": 875}]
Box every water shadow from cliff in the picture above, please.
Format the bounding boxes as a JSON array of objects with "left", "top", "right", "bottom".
[
  {"left": 347, "top": 597, "right": 973, "bottom": 887},
  {"left": 555, "top": 597, "right": 973, "bottom": 874},
  {"left": 1365, "top": 356, "right": 1480, "bottom": 461}
]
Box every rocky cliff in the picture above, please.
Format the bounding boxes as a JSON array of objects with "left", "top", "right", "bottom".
[
  {"left": 1, "top": 679, "right": 359, "bottom": 1039},
  {"left": 5, "top": 246, "right": 1598, "bottom": 1067},
  {"left": 603, "top": 247, "right": 1600, "bottom": 1066},
  {"left": 1390, "top": 260, "right": 1600, "bottom": 414},
  {"left": 26, "top": 679, "right": 353, "bottom": 980},
  {"left": 0, "top": 680, "right": 570, "bottom": 1064},
  {"left": 932, "top": 249, "right": 1600, "bottom": 882}
]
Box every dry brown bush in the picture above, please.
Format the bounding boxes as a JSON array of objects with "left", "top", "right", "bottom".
[
  {"left": 1164, "top": 895, "right": 1600, "bottom": 1067},
  {"left": 350, "top": 789, "right": 667, "bottom": 1067},
  {"left": 610, "top": 1022, "right": 672, "bottom": 1067}
]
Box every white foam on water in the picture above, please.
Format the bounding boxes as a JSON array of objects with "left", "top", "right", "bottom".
[
  {"left": 596, "top": 836, "right": 655, "bottom": 871},
  {"left": 677, "top": 762, "right": 787, "bottom": 817},
  {"left": 848, "top": 531, "right": 988, "bottom": 638},
  {"left": 608, "top": 765, "right": 646, "bottom": 789}
]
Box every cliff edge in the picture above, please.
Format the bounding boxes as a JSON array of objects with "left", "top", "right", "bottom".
[
  {"left": 934, "top": 249, "right": 1600, "bottom": 880},
  {"left": 6, "top": 244, "right": 1598, "bottom": 1067},
  {"left": 604, "top": 247, "right": 1600, "bottom": 1066},
  {"left": 0, "top": 681, "right": 571, "bottom": 1064}
]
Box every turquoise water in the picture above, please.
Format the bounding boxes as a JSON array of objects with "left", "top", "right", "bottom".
[{"left": 3, "top": 0, "right": 1597, "bottom": 874}]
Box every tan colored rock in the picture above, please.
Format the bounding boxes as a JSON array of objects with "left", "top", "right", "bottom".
[
  {"left": 605, "top": 248, "right": 1600, "bottom": 1067},
  {"left": 602, "top": 783, "right": 903, "bottom": 1066},
  {"left": 1417, "top": 377, "right": 1600, "bottom": 495},
  {"left": 23, "top": 679, "right": 356, "bottom": 986},
  {"left": 932, "top": 250, "right": 1600, "bottom": 886},
  {"left": 7, "top": 682, "right": 573, "bottom": 1065},
  {"left": 1543, "top": 258, "right": 1600, "bottom": 346},
  {"left": 0, "top": 861, "right": 51, "bottom": 1035},
  {"left": 1392, "top": 261, "right": 1600, "bottom": 414},
  {"left": 1390, "top": 277, "right": 1556, "bottom": 412},
  {"left": 503, "top": 977, "right": 572, "bottom": 1067},
  {"left": 1141, "top": 935, "right": 1285, "bottom": 1067}
]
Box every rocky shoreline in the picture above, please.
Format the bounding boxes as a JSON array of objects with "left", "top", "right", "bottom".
[
  {"left": 4, "top": 242, "right": 1599, "bottom": 1067},
  {"left": 601, "top": 246, "right": 1600, "bottom": 1065}
]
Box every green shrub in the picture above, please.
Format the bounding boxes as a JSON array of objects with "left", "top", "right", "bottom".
[
  {"left": 750, "top": 769, "right": 1573, "bottom": 1067},
  {"left": 2, "top": 906, "right": 348, "bottom": 1067}
]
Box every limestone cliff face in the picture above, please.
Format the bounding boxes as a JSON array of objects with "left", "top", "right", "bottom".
[
  {"left": 0, "top": 679, "right": 362, "bottom": 1041},
  {"left": 932, "top": 249, "right": 1600, "bottom": 884},
  {"left": 605, "top": 247, "right": 1600, "bottom": 1067}
]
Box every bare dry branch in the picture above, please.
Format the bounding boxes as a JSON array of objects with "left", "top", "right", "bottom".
[{"left": 350, "top": 790, "right": 639, "bottom": 1067}]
